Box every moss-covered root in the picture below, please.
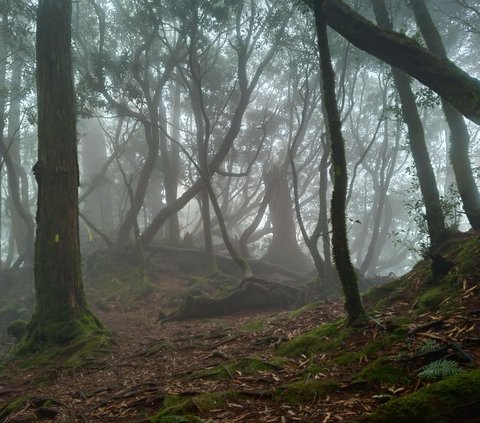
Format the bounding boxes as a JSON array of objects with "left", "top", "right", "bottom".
[
  {"left": 363, "top": 369, "right": 480, "bottom": 423},
  {"left": 4, "top": 311, "right": 111, "bottom": 371}
]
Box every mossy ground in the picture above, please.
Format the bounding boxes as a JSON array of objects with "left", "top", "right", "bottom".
[
  {"left": 151, "top": 392, "right": 239, "bottom": 422},
  {"left": 276, "top": 319, "right": 350, "bottom": 356},
  {"left": 0, "top": 395, "right": 29, "bottom": 421},
  {"left": 363, "top": 369, "right": 480, "bottom": 423},
  {"left": 190, "top": 357, "right": 284, "bottom": 380},
  {"left": 273, "top": 379, "right": 339, "bottom": 403},
  {"left": 1, "top": 234, "right": 479, "bottom": 422}
]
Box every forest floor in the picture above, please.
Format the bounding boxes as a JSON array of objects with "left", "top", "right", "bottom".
[{"left": 1, "top": 236, "right": 480, "bottom": 422}]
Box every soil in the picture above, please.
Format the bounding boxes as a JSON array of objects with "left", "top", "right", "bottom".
[{"left": 1, "top": 267, "right": 479, "bottom": 423}]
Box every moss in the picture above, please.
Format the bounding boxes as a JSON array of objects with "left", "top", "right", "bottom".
[
  {"left": 151, "top": 392, "right": 238, "bottom": 422},
  {"left": 16, "top": 310, "right": 105, "bottom": 352},
  {"left": 287, "top": 300, "right": 324, "bottom": 319},
  {"left": 273, "top": 379, "right": 338, "bottom": 404},
  {"left": 186, "top": 272, "right": 239, "bottom": 298},
  {"left": 6, "top": 320, "right": 28, "bottom": 341},
  {"left": 363, "top": 280, "right": 401, "bottom": 304},
  {"left": 0, "top": 395, "right": 29, "bottom": 420},
  {"left": 450, "top": 238, "right": 479, "bottom": 275},
  {"left": 5, "top": 312, "right": 111, "bottom": 372},
  {"left": 277, "top": 319, "right": 349, "bottom": 357},
  {"left": 415, "top": 286, "right": 453, "bottom": 312},
  {"left": 241, "top": 319, "right": 265, "bottom": 332},
  {"left": 332, "top": 334, "right": 402, "bottom": 366},
  {"left": 364, "top": 369, "right": 480, "bottom": 423},
  {"left": 354, "top": 358, "right": 410, "bottom": 386},
  {"left": 190, "top": 357, "right": 281, "bottom": 380}
]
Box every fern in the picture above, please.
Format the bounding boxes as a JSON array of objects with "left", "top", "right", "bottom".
[
  {"left": 417, "top": 359, "right": 462, "bottom": 381},
  {"left": 418, "top": 339, "right": 441, "bottom": 354}
]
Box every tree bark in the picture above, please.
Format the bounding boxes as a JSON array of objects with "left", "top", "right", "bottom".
[
  {"left": 262, "top": 166, "right": 312, "bottom": 273},
  {"left": 322, "top": 0, "right": 480, "bottom": 125},
  {"left": 370, "top": 0, "right": 449, "bottom": 251},
  {"left": 23, "top": 0, "right": 102, "bottom": 350},
  {"left": 314, "top": 0, "right": 364, "bottom": 323},
  {"left": 409, "top": 0, "right": 480, "bottom": 229}
]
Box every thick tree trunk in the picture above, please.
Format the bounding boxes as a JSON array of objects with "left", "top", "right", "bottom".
[
  {"left": 314, "top": 0, "right": 364, "bottom": 324},
  {"left": 262, "top": 166, "right": 312, "bottom": 273},
  {"left": 322, "top": 0, "right": 480, "bottom": 125},
  {"left": 409, "top": 0, "right": 480, "bottom": 229},
  {"left": 370, "top": 0, "right": 449, "bottom": 250},
  {"left": 23, "top": 0, "right": 102, "bottom": 350}
]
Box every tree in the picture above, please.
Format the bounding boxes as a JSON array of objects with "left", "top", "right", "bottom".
[
  {"left": 319, "top": 0, "right": 480, "bottom": 125},
  {"left": 313, "top": 0, "right": 364, "bottom": 323},
  {"left": 370, "top": 0, "right": 449, "bottom": 251},
  {"left": 409, "top": 0, "right": 480, "bottom": 229},
  {"left": 22, "top": 0, "right": 102, "bottom": 351}
]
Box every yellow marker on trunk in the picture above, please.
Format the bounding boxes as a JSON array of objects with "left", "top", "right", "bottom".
[{"left": 54, "top": 234, "right": 60, "bottom": 242}]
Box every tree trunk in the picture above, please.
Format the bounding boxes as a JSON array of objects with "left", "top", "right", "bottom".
[
  {"left": 165, "top": 82, "right": 182, "bottom": 245},
  {"left": 317, "top": 134, "right": 335, "bottom": 287},
  {"left": 321, "top": 0, "right": 480, "bottom": 125},
  {"left": 116, "top": 119, "right": 159, "bottom": 248},
  {"left": 139, "top": 12, "right": 287, "bottom": 247},
  {"left": 314, "top": 0, "right": 364, "bottom": 324},
  {"left": 262, "top": 166, "right": 312, "bottom": 273},
  {"left": 7, "top": 54, "right": 35, "bottom": 265},
  {"left": 238, "top": 186, "right": 271, "bottom": 258},
  {"left": 79, "top": 118, "right": 114, "bottom": 237},
  {"left": 409, "top": 0, "right": 480, "bottom": 229},
  {"left": 23, "top": 0, "right": 102, "bottom": 351},
  {"left": 370, "top": 0, "right": 449, "bottom": 250}
]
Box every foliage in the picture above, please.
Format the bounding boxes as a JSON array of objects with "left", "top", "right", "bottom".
[
  {"left": 417, "top": 359, "right": 463, "bottom": 381},
  {"left": 417, "top": 339, "right": 441, "bottom": 354}
]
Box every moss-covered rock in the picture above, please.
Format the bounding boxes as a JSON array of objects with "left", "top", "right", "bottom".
[{"left": 363, "top": 369, "right": 480, "bottom": 423}]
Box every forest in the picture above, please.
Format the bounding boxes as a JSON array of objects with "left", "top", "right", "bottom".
[{"left": 0, "top": 0, "right": 480, "bottom": 421}]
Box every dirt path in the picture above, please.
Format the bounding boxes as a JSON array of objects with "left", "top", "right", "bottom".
[
  {"left": 2, "top": 269, "right": 479, "bottom": 422},
  {"left": 0, "top": 273, "right": 359, "bottom": 422}
]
